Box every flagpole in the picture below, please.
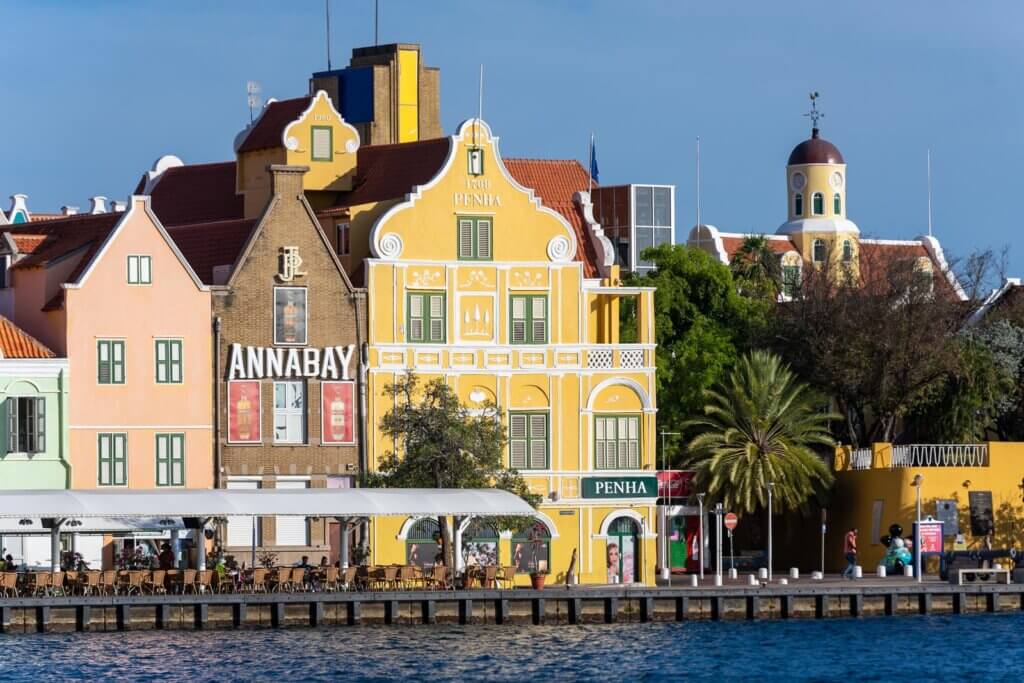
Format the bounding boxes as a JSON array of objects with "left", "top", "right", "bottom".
[
  {"left": 696, "top": 136, "right": 702, "bottom": 247},
  {"left": 589, "top": 133, "right": 594, "bottom": 195}
]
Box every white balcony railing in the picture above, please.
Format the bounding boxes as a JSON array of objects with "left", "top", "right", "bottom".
[
  {"left": 890, "top": 443, "right": 989, "bottom": 468},
  {"left": 850, "top": 448, "right": 873, "bottom": 470}
]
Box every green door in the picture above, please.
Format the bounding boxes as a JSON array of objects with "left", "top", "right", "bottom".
[{"left": 607, "top": 517, "right": 640, "bottom": 583}]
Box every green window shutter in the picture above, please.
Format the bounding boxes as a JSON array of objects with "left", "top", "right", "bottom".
[
  {"left": 6, "top": 397, "right": 17, "bottom": 453},
  {"left": 127, "top": 255, "right": 139, "bottom": 284},
  {"left": 35, "top": 398, "right": 45, "bottom": 453},
  {"left": 511, "top": 296, "right": 527, "bottom": 343},
  {"left": 98, "top": 341, "right": 110, "bottom": 384},
  {"left": 141, "top": 256, "right": 152, "bottom": 284},
  {"left": 170, "top": 341, "right": 182, "bottom": 383},
  {"left": 98, "top": 434, "right": 110, "bottom": 486},
  {"left": 595, "top": 417, "right": 606, "bottom": 469},
  {"left": 458, "top": 219, "right": 474, "bottom": 259},
  {"left": 428, "top": 295, "right": 445, "bottom": 342},
  {"left": 408, "top": 294, "right": 424, "bottom": 342},
  {"left": 531, "top": 297, "right": 547, "bottom": 343},
  {"left": 834, "top": 193, "right": 842, "bottom": 214},
  {"left": 114, "top": 434, "right": 127, "bottom": 485},
  {"left": 509, "top": 414, "right": 528, "bottom": 469},
  {"left": 476, "top": 219, "right": 492, "bottom": 259},
  {"left": 626, "top": 417, "right": 639, "bottom": 468},
  {"left": 112, "top": 341, "right": 125, "bottom": 384},
  {"left": 156, "top": 434, "right": 168, "bottom": 486},
  {"left": 528, "top": 414, "right": 548, "bottom": 469},
  {"left": 172, "top": 434, "right": 184, "bottom": 486},
  {"left": 155, "top": 341, "right": 167, "bottom": 383}
]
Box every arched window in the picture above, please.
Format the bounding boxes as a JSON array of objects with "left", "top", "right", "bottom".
[
  {"left": 842, "top": 239, "right": 853, "bottom": 262},
  {"left": 793, "top": 193, "right": 803, "bottom": 217},
  {"left": 833, "top": 193, "right": 842, "bottom": 215},
  {"left": 812, "top": 239, "right": 827, "bottom": 264},
  {"left": 462, "top": 518, "right": 500, "bottom": 567},
  {"left": 606, "top": 517, "right": 641, "bottom": 584},
  {"left": 405, "top": 518, "right": 442, "bottom": 569},
  {"left": 511, "top": 519, "right": 551, "bottom": 574},
  {"left": 812, "top": 193, "right": 824, "bottom": 215}
]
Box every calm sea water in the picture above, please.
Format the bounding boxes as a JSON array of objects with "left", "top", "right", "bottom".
[{"left": 0, "top": 613, "right": 1019, "bottom": 681}]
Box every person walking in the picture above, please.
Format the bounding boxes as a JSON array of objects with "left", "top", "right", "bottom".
[{"left": 842, "top": 527, "right": 858, "bottom": 580}]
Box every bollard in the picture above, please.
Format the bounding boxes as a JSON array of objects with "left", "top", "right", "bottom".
[
  {"left": 778, "top": 578, "right": 788, "bottom": 585},
  {"left": 789, "top": 568, "right": 799, "bottom": 580},
  {"left": 689, "top": 574, "right": 699, "bottom": 587},
  {"left": 877, "top": 565, "right": 887, "bottom": 578},
  {"left": 747, "top": 574, "right": 758, "bottom": 586},
  {"left": 661, "top": 568, "right": 670, "bottom": 581},
  {"left": 904, "top": 565, "right": 914, "bottom": 578},
  {"left": 758, "top": 568, "right": 768, "bottom": 580},
  {"left": 811, "top": 571, "right": 824, "bottom": 580},
  {"left": 853, "top": 565, "right": 863, "bottom": 579},
  {"left": 728, "top": 568, "right": 738, "bottom": 580},
  {"left": 714, "top": 574, "right": 723, "bottom": 587}
]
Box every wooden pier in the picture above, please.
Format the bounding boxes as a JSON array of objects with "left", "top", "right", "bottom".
[{"left": 2, "top": 580, "right": 1023, "bottom": 633}]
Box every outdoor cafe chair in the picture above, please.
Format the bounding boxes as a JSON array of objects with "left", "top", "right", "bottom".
[
  {"left": 100, "top": 570, "right": 118, "bottom": 595},
  {"left": 498, "top": 565, "right": 518, "bottom": 589},
  {"left": 181, "top": 569, "right": 198, "bottom": 594},
  {"left": 251, "top": 568, "right": 269, "bottom": 593},
  {"left": 1, "top": 572, "right": 18, "bottom": 597},
  {"left": 145, "top": 570, "right": 167, "bottom": 595},
  {"left": 64, "top": 571, "right": 79, "bottom": 595},
  {"left": 80, "top": 571, "right": 101, "bottom": 596},
  {"left": 482, "top": 565, "right": 498, "bottom": 589},
  {"left": 50, "top": 571, "right": 66, "bottom": 596},
  {"left": 382, "top": 565, "right": 400, "bottom": 590},
  {"left": 270, "top": 568, "right": 289, "bottom": 593},
  {"left": 195, "top": 570, "right": 214, "bottom": 594},
  {"left": 29, "top": 572, "right": 51, "bottom": 597},
  {"left": 323, "top": 567, "right": 340, "bottom": 592},
  {"left": 341, "top": 566, "right": 358, "bottom": 591},
  {"left": 426, "top": 565, "right": 451, "bottom": 590},
  {"left": 123, "top": 571, "right": 146, "bottom": 596},
  {"left": 398, "top": 565, "right": 419, "bottom": 590},
  {"left": 214, "top": 571, "right": 236, "bottom": 594}
]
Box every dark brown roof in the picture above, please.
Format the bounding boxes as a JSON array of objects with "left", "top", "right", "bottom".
[
  {"left": 166, "top": 218, "right": 258, "bottom": 285},
  {"left": 236, "top": 97, "right": 311, "bottom": 153},
  {"left": 330, "top": 137, "right": 452, "bottom": 209},
  {"left": 788, "top": 128, "right": 844, "bottom": 165},
  {"left": 0, "top": 315, "right": 55, "bottom": 358},
  {"left": 505, "top": 158, "right": 601, "bottom": 278},
  {"left": 139, "top": 161, "right": 243, "bottom": 227}
]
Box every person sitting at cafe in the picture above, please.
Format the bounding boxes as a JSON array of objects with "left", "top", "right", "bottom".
[
  {"left": 319, "top": 556, "right": 329, "bottom": 567},
  {"left": 4, "top": 554, "right": 17, "bottom": 572},
  {"left": 157, "top": 543, "right": 175, "bottom": 570}
]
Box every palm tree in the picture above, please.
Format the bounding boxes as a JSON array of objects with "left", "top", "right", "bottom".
[
  {"left": 683, "top": 350, "right": 836, "bottom": 514},
  {"left": 729, "top": 235, "right": 782, "bottom": 300}
]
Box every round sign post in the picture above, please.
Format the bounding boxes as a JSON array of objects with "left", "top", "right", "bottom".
[{"left": 724, "top": 513, "right": 738, "bottom": 571}]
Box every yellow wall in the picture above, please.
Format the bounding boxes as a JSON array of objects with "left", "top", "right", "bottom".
[
  {"left": 831, "top": 442, "right": 1024, "bottom": 571},
  {"left": 787, "top": 163, "right": 846, "bottom": 222},
  {"left": 397, "top": 48, "right": 419, "bottom": 143},
  {"left": 363, "top": 119, "right": 659, "bottom": 584}
]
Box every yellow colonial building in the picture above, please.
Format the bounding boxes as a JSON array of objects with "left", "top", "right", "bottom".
[{"left": 362, "top": 119, "right": 659, "bottom": 585}]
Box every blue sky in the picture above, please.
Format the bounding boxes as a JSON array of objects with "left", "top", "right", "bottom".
[{"left": 3, "top": 1, "right": 1022, "bottom": 274}]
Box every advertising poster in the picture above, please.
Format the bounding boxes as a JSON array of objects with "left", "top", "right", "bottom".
[
  {"left": 656, "top": 470, "right": 694, "bottom": 501},
  {"left": 321, "top": 381, "right": 355, "bottom": 445},
  {"left": 917, "top": 521, "right": 944, "bottom": 553},
  {"left": 274, "top": 287, "right": 307, "bottom": 345},
  {"left": 968, "top": 491, "right": 995, "bottom": 536},
  {"left": 227, "top": 380, "right": 261, "bottom": 444}
]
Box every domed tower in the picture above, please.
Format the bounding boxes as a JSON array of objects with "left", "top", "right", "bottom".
[{"left": 777, "top": 94, "right": 859, "bottom": 268}]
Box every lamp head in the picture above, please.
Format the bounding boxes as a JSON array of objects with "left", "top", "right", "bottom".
[{"left": 912, "top": 474, "right": 924, "bottom": 487}]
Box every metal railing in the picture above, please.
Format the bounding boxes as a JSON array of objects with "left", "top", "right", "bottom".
[
  {"left": 849, "top": 448, "right": 873, "bottom": 470},
  {"left": 890, "top": 443, "right": 989, "bottom": 468}
]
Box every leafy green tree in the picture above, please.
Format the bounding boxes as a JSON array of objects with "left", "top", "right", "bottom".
[
  {"left": 623, "top": 244, "right": 769, "bottom": 446},
  {"left": 368, "top": 374, "right": 540, "bottom": 569},
  {"left": 730, "top": 235, "right": 782, "bottom": 302},
  {"left": 683, "top": 350, "right": 836, "bottom": 514}
]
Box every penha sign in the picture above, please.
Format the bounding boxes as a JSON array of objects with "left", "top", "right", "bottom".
[{"left": 582, "top": 476, "right": 659, "bottom": 499}]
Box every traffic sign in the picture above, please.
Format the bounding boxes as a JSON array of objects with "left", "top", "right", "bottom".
[{"left": 724, "top": 512, "right": 738, "bottom": 530}]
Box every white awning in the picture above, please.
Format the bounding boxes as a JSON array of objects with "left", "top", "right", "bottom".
[
  {"left": 0, "top": 516, "right": 186, "bottom": 534},
  {"left": 0, "top": 488, "right": 535, "bottom": 519}
]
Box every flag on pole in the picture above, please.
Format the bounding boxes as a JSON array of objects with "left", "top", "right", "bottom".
[{"left": 589, "top": 134, "right": 600, "bottom": 185}]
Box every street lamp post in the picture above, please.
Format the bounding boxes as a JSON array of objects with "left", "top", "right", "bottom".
[
  {"left": 714, "top": 503, "right": 723, "bottom": 586},
  {"left": 660, "top": 430, "right": 681, "bottom": 585},
  {"left": 912, "top": 474, "right": 924, "bottom": 583},
  {"left": 767, "top": 482, "right": 775, "bottom": 582},
  {"left": 697, "top": 493, "right": 706, "bottom": 581}
]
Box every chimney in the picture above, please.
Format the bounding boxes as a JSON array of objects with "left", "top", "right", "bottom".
[
  {"left": 268, "top": 164, "right": 309, "bottom": 197},
  {"left": 61, "top": 206, "right": 79, "bottom": 216},
  {"left": 8, "top": 194, "right": 30, "bottom": 222},
  {"left": 111, "top": 201, "right": 127, "bottom": 213},
  {"left": 89, "top": 196, "right": 108, "bottom": 214}
]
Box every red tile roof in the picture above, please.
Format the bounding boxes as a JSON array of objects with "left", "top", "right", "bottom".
[
  {"left": 11, "top": 234, "right": 47, "bottom": 254},
  {"left": 29, "top": 213, "right": 64, "bottom": 223},
  {"left": 166, "top": 218, "right": 258, "bottom": 285},
  {"left": 329, "top": 137, "right": 452, "bottom": 209},
  {"left": 719, "top": 235, "right": 796, "bottom": 259},
  {"left": 138, "top": 161, "right": 243, "bottom": 227},
  {"left": 236, "top": 97, "right": 311, "bottom": 153},
  {"left": 504, "top": 158, "right": 601, "bottom": 278},
  {"left": 0, "top": 315, "right": 55, "bottom": 358}
]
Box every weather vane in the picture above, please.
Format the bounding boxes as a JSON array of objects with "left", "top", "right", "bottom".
[{"left": 804, "top": 91, "right": 824, "bottom": 129}]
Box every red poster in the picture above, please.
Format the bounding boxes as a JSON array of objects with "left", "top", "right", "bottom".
[
  {"left": 321, "top": 381, "right": 355, "bottom": 445},
  {"left": 227, "top": 380, "right": 261, "bottom": 444},
  {"left": 918, "top": 521, "right": 944, "bottom": 553},
  {"left": 657, "top": 470, "right": 694, "bottom": 500}
]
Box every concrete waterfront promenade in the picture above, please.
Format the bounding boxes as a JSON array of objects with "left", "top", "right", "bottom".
[{"left": 1, "top": 576, "right": 1022, "bottom": 633}]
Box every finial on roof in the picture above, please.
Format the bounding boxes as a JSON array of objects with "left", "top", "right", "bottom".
[{"left": 804, "top": 91, "right": 823, "bottom": 137}]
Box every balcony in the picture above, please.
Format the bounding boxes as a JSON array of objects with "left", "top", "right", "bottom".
[
  {"left": 836, "top": 443, "right": 990, "bottom": 471},
  {"left": 375, "top": 344, "right": 654, "bottom": 372}
]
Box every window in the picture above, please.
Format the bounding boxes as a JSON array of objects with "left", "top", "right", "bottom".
[
  {"left": 311, "top": 126, "right": 333, "bottom": 161},
  {"left": 468, "top": 147, "right": 484, "bottom": 176},
  {"left": 6, "top": 397, "right": 45, "bottom": 453},
  {"left": 812, "top": 239, "right": 827, "bottom": 264},
  {"left": 509, "top": 295, "right": 547, "bottom": 344},
  {"left": 509, "top": 412, "right": 549, "bottom": 470},
  {"left": 794, "top": 193, "right": 803, "bottom": 216},
  {"left": 842, "top": 240, "right": 853, "bottom": 263},
  {"left": 595, "top": 415, "right": 640, "bottom": 469},
  {"left": 812, "top": 192, "right": 824, "bottom": 216},
  {"left": 511, "top": 519, "right": 550, "bottom": 574},
  {"left": 127, "top": 255, "right": 152, "bottom": 284},
  {"left": 457, "top": 216, "right": 492, "bottom": 261},
  {"left": 97, "top": 433, "right": 127, "bottom": 486},
  {"left": 274, "top": 287, "right": 308, "bottom": 346},
  {"left": 782, "top": 265, "right": 801, "bottom": 298},
  {"left": 407, "top": 292, "right": 445, "bottom": 343},
  {"left": 336, "top": 222, "right": 350, "bottom": 256},
  {"left": 155, "top": 339, "right": 183, "bottom": 384},
  {"left": 406, "top": 518, "right": 442, "bottom": 569},
  {"left": 273, "top": 381, "right": 306, "bottom": 444},
  {"left": 275, "top": 479, "right": 310, "bottom": 545},
  {"left": 226, "top": 479, "right": 261, "bottom": 547},
  {"left": 97, "top": 340, "right": 125, "bottom": 384},
  {"left": 155, "top": 433, "right": 185, "bottom": 487},
  {"left": 834, "top": 193, "right": 842, "bottom": 215},
  {"left": 462, "top": 518, "right": 499, "bottom": 567}
]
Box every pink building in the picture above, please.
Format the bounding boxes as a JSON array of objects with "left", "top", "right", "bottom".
[{"left": 0, "top": 196, "right": 213, "bottom": 491}]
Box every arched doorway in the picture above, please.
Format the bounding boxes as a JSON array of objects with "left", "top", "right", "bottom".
[
  {"left": 405, "top": 518, "right": 441, "bottom": 568},
  {"left": 510, "top": 518, "right": 551, "bottom": 575},
  {"left": 607, "top": 517, "right": 640, "bottom": 583},
  {"left": 461, "top": 518, "right": 499, "bottom": 567}
]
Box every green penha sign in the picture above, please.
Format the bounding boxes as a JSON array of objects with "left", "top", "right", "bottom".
[{"left": 581, "top": 476, "right": 658, "bottom": 499}]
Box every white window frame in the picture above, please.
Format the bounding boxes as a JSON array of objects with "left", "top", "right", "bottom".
[
  {"left": 127, "top": 255, "right": 152, "bottom": 285},
  {"left": 273, "top": 380, "right": 306, "bottom": 444}
]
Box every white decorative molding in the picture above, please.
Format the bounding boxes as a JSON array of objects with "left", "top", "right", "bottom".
[
  {"left": 918, "top": 234, "right": 967, "bottom": 301},
  {"left": 573, "top": 190, "right": 615, "bottom": 277},
  {"left": 345, "top": 139, "right": 358, "bottom": 154},
  {"left": 595, "top": 509, "right": 657, "bottom": 540},
  {"left": 686, "top": 224, "right": 728, "bottom": 264},
  {"left": 585, "top": 377, "right": 653, "bottom": 411},
  {"left": 282, "top": 90, "right": 361, "bottom": 156},
  {"left": 547, "top": 236, "right": 572, "bottom": 262},
  {"left": 285, "top": 136, "right": 299, "bottom": 151},
  {"left": 776, "top": 216, "right": 860, "bottom": 236},
  {"left": 378, "top": 233, "right": 404, "bottom": 259}
]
